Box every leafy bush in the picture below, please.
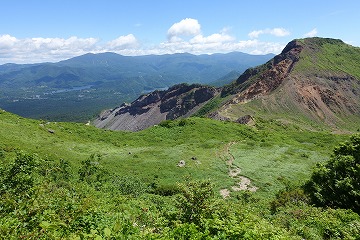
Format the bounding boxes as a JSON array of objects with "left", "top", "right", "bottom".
[
  {"left": 0, "top": 152, "right": 40, "bottom": 196},
  {"left": 271, "top": 186, "right": 309, "bottom": 213},
  {"left": 0, "top": 149, "right": 5, "bottom": 159},
  {"left": 176, "top": 179, "right": 214, "bottom": 225},
  {"left": 159, "top": 119, "right": 175, "bottom": 128},
  {"left": 305, "top": 134, "right": 360, "bottom": 213},
  {"left": 111, "top": 175, "right": 148, "bottom": 197},
  {"left": 78, "top": 153, "right": 108, "bottom": 187}
]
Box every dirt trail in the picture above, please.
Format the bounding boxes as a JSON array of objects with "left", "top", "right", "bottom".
[{"left": 219, "top": 142, "right": 257, "bottom": 198}]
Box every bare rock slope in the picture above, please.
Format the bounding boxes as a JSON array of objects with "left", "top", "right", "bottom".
[
  {"left": 94, "top": 37, "right": 360, "bottom": 132},
  {"left": 94, "top": 84, "right": 219, "bottom": 131},
  {"left": 216, "top": 38, "right": 360, "bottom": 129}
]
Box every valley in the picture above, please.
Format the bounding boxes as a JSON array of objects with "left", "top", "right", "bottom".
[
  {"left": 0, "top": 37, "right": 359, "bottom": 239},
  {"left": 0, "top": 52, "right": 273, "bottom": 122}
]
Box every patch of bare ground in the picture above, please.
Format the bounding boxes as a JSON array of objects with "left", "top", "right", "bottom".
[
  {"left": 219, "top": 188, "right": 230, "bottom": 199},
  {"left": 232, "top": 176, "right": 258, "bottom": 192},
  {"left": 219, "top": 142, "right": 257, "bottom": 198}
]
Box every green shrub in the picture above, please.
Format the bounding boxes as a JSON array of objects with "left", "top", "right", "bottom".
[
  {"left": 159, "top": 120, "right": 175, "bottom": 128},
  {"left": 78, "top": 154, "right": 108, "bottom": 188},
  {"left": 305, "top": 134, "right": 360, "bottom": 213},
  {"left": 176, "top": 179, "right": 214, "bottom": 225},
  {"left": 111, "top": 175, "right": 148, "bottom": 197},
  {"left": 1, "top": 151, "right": 40, "bottom": 196}
]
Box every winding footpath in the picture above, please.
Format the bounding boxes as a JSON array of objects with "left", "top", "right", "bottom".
[{"left": 219, "top": 142, "right": 257, "bottom": 199}]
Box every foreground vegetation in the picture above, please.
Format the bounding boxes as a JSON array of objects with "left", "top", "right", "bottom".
[{"left": 0, "top": 110, "right": 359, "bottom": 239}]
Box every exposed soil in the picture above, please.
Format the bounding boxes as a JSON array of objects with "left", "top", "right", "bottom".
[
  {"left": 219, "top": 188, "right": 230, "bottom": 199},
  {"left": 219, "top": 142, "right": 257, "bottom": 198},
  {"left": 214, "top": 39, "right": 360, "bottom": 131}
]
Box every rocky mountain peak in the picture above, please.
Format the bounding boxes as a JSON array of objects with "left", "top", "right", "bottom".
[{"left": 215, "top": 37, "right": 360, "bottom": 130}]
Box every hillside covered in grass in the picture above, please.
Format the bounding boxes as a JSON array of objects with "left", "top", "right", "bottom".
[{"left": 1, "top": 109, "right": 359, "bottom": 239}]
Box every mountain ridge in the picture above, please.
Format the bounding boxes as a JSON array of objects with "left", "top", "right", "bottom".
[
  {"left": 96, "top": 37, "right": 360, "bottom": 132},
  {"left": 0, "top": 51, "right": 273, "bottom": 121},
  {"left": 215, "top": 37, "right": 360, "bottom": 131}
]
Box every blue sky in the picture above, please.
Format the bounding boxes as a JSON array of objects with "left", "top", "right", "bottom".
[{"left": 0, "top": 0, "right": 359, "bottom": 64}]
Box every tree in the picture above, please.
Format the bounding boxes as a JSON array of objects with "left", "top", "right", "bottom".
[{"left": 305, "top": 134, "right": 360, "bottom": 213}]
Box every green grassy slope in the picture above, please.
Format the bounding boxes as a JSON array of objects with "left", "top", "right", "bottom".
[
  {"left": 2, "top": 110, "right": 359, "bottom": 239},
  {"left": 0, "top": 109, "right": 345, "bottom": 195},
  {"left": 294, "top": 38, "right": 360, "bottom": 78}
]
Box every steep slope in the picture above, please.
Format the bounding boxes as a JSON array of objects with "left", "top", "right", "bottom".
[
  {"left": 215, "top": 38, "right": 360, "bottom": 131},
  {"left": 94, "top": 84, "right": 219, "bottom": 131}
]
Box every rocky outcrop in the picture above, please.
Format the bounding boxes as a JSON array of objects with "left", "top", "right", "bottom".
[
  {"left": 229, "top": 40, "right": 303, "bottom": 103},
  {"left": 214, "top": 38, "right": 360, "bottom": 130},
  {"left": 94, "top": 84, "right": 219, "bottom": 131}
]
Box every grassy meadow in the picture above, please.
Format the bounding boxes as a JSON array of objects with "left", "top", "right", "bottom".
[
  {"left": 0, "top": 109, "right": 345, "bottom": 194},
  {"left": 1, "top": 109, "right": 359, "bottom": 239}
]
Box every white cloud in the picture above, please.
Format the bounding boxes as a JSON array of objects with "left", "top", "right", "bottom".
[
  {"left": 189, "top": 33, "right": 234, "bottom": 44},
  {"left": 248, "top": 30, "right": 263, "bottom": 39},
  {"left": 0, "top": 19, "right": 290, "bottom": 64},
  {"left": 248, "top": 28, "right": 290, "bottom": 38},
  {"left": 304, "top": 28, "right": 318, "bottom": 38},
  {"left": 107, "top": 34, "right": 138, "bottom": 50},
  {"left": 29, "top": 37, "right": 98, "bottom": 51},
  {"left": 154, "top": 38, "right": 284, "bottom": 56},
  {"left": 0, "top": 34, "right": 18, "bottom": 49},
  {"left": 167, "top": 18, "right": 201, "bottom": 42},
  {"left": 0, "top": 35, "right": 100, "bottom": 63}
]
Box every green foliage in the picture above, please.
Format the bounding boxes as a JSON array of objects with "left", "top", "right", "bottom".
[
  {"left": 0, "top": 152, "right": 39, "bottom": 196},
  {"left": 111, "top": 175, "right": 148, "bottom": 197},
  {"left": 271, "top": 185, "right": 309, "bottom": 213},
  {"left": 158, "top": 119, "right": 175, "bottom": 128},
  {"left": 193, "top": 95, "right": 225, "bottom": 117},
  {"left": 78, "top": 153, "right": 107, "bottom": 187},
  {"left": 305, "top": 134, "right": 360, "bottom": 213},
  {"left": 0, "top": 149, "right": 5, "bottom": 159},
  {"left": 0, "top": 110, "right": 359, "bottom": 238},
  {"left": 176, "top": 179, "right": 214, "bottom": 225},
  {"left": 272, "top": 204, "right": 360, "bottom": 240}
]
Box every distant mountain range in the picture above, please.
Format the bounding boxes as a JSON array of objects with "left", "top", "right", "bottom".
[
  {"left": 0, "top": 52, "right": 273, "bottom": 121},
  {"left": 95, "top": 37, "right": 360, "bottom": 132}
]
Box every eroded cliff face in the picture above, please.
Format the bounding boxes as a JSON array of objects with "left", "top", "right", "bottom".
[
  {"left": 94, "top": 84, "right": 219, "bottom": 131},
  {"left": 214, "top": 38, "right": 360, "bottom": 129},
  {"left": 229, "top": 40, "right": 304, "bottom": 103},
  {"left": 94, "top": 38, "right": 360, "bottom": 132}
]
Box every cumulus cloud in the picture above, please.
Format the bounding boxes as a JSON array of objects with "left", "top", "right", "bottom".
[
  {"left": 0, "top": 35, "right": 139, "bottom": 64},
  {"left": 167, "top": 18, "right": 201, "bottom": 42},
  {"left": 0, "top": 35, "right": 100, "bottom": 63},
  {"left": 248, "top": 28, "right": 290, "bottom": 38},
  {"left": 107, "top": 34, "right": 138, "bottom": 50},
  {"left": 0, "top": 19, "right": 291, "bottom": 64},
  {"left": 0, "top": 34, "right": 18, "bottom": 49},
  {"left": 304, "top": 28, "right": 318, "bottom": 38},
  {"left": 189, "top": 33, "right": 234, "bottom": 44}
]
